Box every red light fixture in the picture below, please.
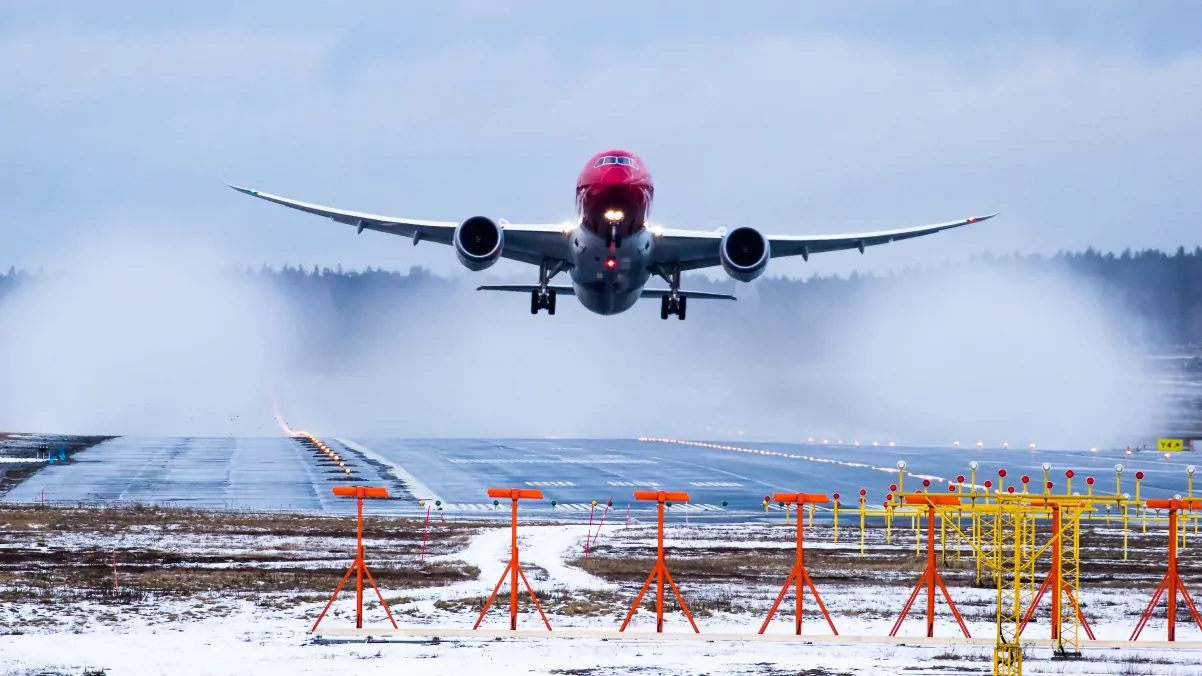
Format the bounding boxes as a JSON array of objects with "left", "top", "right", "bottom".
[{"left": 605, "top": 257, "right": 617, "bottom": 269}]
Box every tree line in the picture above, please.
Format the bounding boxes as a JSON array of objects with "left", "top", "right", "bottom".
[{"left": 2, "top": 247, "right": 1202, "bottom": 346}]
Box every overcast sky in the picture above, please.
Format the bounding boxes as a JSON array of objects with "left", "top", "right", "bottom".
[{"left": 2, "top": 1, "right": 1201, "bottom": 280}]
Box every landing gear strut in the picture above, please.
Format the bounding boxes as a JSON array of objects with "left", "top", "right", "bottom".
[
  {"left": 659, "top": 263, "right": 685, "bottom": 320},
  {"left": 530, "top": 259, "right": 560, "bottom": 315}
]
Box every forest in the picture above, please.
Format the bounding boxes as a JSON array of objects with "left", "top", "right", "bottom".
[{"left": 2, "top": 246, "right": 1201, "bottom": 347}]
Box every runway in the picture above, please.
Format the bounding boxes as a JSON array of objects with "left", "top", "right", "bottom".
[{"left": 4, "top": 436, "right": 1197, "bottom": 519}]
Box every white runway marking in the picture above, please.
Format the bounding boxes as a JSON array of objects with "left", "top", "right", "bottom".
[
  {"left": 606, "top": 481, "right": 659, "bottom": 487},
  {"left": 690, "top": 481, "right": 743, "bottom": 487},
  {"left": 524, "top": 481, "right": 575, "bottom": 487}
]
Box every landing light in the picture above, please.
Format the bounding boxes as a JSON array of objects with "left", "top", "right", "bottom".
[{"left": 604, "top": 209, "right": 624, "bottom": 222}]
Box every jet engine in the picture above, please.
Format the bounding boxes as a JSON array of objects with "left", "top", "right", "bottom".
[
  {"left": 719, "top": 226, "right": 770, "bottom": 282},
  {"left": 454, "top": 216, "right": 504, "bottom": 271}
]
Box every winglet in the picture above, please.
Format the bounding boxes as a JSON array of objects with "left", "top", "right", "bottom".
[
  {"left": 225, "top": 183, "right": 260, "bottom": 197},
  {"left": 967, "top": 212, "right": 1000, "bottom": 224}
]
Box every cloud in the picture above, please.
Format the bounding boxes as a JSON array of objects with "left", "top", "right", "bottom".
[{"left": 0, "top": 7, "right": 1199, "bottom": 279}]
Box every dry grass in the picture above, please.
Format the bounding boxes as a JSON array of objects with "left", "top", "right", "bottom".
[
  {"left": 0, "top": 502, "right": 489, "bottom": 607},
  {"left": 0, "top": 501, "right": 477, "bottom": 539}
]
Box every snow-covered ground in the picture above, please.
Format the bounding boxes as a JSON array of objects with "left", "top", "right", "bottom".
[{"left": 4, "top": 511, "right": 1202, "bottom": 675}]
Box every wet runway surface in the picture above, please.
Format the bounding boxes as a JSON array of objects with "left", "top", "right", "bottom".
[{"left": 5, "top": 436, "right": 1198, "bottom": 520}]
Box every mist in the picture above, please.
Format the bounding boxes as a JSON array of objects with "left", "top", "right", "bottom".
[
  {"left": 0, "top": 236, "right": 1168, "bottom": 448},
  {"left": 751, "top": 263, "right": 1166, "bottom": 449},
  {"left": 0, "top": 234, "right": 293, "bottom": 436}
]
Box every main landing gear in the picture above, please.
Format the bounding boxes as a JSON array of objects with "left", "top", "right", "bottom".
[
  {"left": 530, "top": 259, "right": 561, "bottom": 315},
  {"left": 660, "top": 294, "right": 686, "bottom": 320},
  {"left": 658, "top": 262, "right": 686, "bottom": 320},
  {"left": 531, "top": 288, "right": 556, "bottom": 315}
]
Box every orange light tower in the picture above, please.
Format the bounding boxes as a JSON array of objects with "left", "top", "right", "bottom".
[
  {"left": 311, "top": 486, "right": 397, "bottom": 632},
  {"left": 618, "top": 490, "right": 699, "bottom": 633},
  {"left": 890, "top": 493, "right": 971, "bottom": 638},
  {"left": 473, "top": 488, "right": 552, "bottom": 631},
  {"left": 1131, "top": 497, "right": 1202, "bottom": 641},
  {"left": 759, "top": 492, "right": 838, "bottom": 636}
]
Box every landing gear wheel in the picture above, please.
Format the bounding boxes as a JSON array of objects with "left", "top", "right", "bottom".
[
  {"left": 677, "top": 296, "right": 687, "bottom": 321},
  {"left": 530, "top": 290, "right": 539, "bottom": 315},
  {"left": 660, "top": 294, "right": 670, "bottom": 320},
  {"left": 548, "top": 290, "right": 557, "bottom": 315}
]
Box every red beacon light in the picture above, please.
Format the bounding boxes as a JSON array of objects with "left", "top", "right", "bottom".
[
  {"left": 1007, "top": 486, "right": 1016, "bottom": 494},
  {"left": 984, "top": 480, "right": 993, "bottom": 489},
  {"left": 1047, "top": 481, "right": 1054, "bottom": 489},
  {"left": 1086, "top": 477, "right": 1095, "bottom": 485},
  {"left": 948, "top": 484, "right": 957, "bottom": 492},
  {"left": 859, "top": 488, "right": 867, "bottom": 497},
  {"left": 890, "top": 484, "right": 898, "bottom": 492},
  {"left": 922, "top": 479, "right": 931, "bottom": 487},
  {"left": 957, "top": 475, "right": 965, "bottom": 483},
  {"left": 1066, "top": 469, "right": 1075, "bottom": 479},
  {"left": 1021, "top": 475, "right": 1030, "bottom": 484},
  {"left": 998, "top": 469, "right": 1008, "bottom": 478},
  {"left": 1136, "top": 471, "right": 1145, "bottom": 480},
  {"left": 605, "top": 257, "right": 617, "bottom": 269}
]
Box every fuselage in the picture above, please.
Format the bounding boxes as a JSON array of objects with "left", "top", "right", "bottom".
[{"left": 569, "top": 150, "right": 657, "bottom": 315}]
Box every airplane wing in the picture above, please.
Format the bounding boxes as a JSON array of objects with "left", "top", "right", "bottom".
[
  {"left": 651, "top": 214, "right": 997, "bottom": 272},
  {"left": 477, "top": 284, "right": 736, "bottom": 300},
  {"left": 225, "top": 185, "right": 570, "bottom": 267}
]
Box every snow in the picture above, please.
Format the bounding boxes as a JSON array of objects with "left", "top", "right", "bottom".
[{"left": 5, "top": 518, "right": 1202, "bottom": 675}]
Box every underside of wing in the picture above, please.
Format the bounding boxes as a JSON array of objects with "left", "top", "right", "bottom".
[
  {"left": 654, "top": 214, "right": 997, "bottom": 272},
  {"left": 226, "top": 184, "right": 570, "bottom": 266}
]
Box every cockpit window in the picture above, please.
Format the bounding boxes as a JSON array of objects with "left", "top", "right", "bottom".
[{"left": 594, "top": 156, "right": 638, "bottom": 168}]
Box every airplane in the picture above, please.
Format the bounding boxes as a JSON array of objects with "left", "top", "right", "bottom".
[{"left": 228, "top": 149, "right": 995, "bottom": 320}]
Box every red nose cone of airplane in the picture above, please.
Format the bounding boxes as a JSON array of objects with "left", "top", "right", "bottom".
[{"left": 577, "top": 150, "right": 654, "bottom": 240}]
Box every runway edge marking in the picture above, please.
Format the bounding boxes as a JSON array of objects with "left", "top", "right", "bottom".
[{"left": 336, "top": 438, "right": 441, "bottom": 504}]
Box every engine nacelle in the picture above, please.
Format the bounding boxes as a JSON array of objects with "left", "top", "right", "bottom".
[
  {"left": 454, "top": 216, "right": 504, "bottom": 271},
  {"left": 719, "top": 226, "right": 770, "bottom": 282}
]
